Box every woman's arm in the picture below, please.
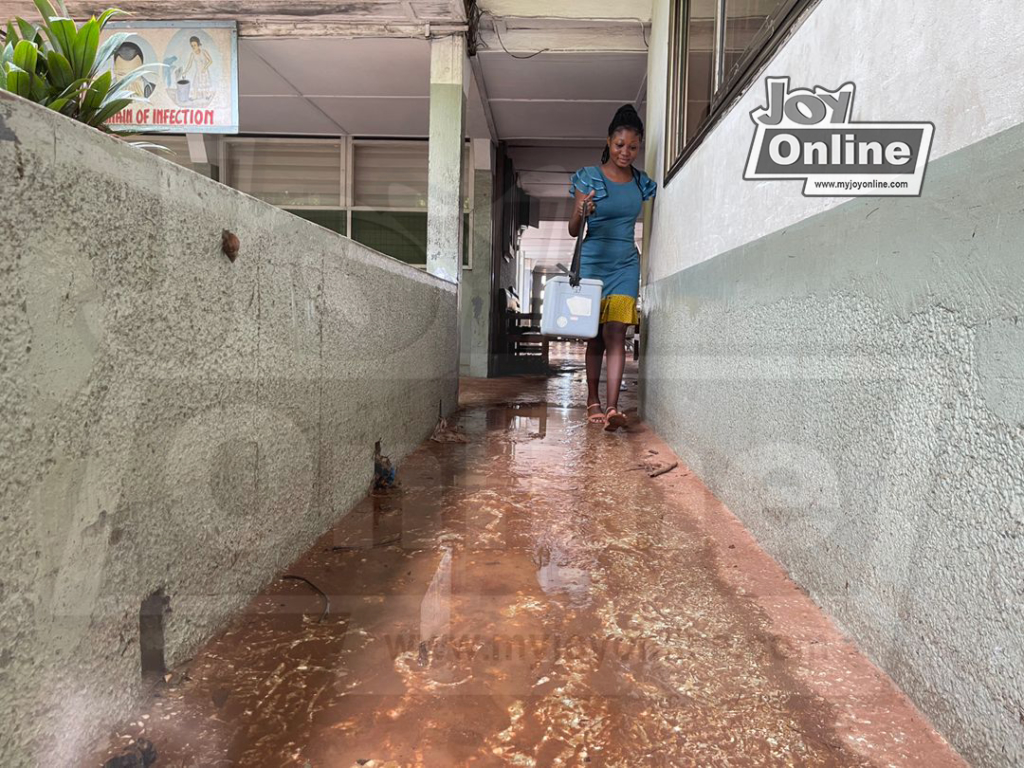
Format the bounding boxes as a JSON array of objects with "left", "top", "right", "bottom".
[{"left": 568, "top": 189, "right": 596, "bottom": 238}]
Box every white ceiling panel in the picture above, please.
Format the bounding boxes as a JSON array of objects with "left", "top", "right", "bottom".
[
  {"left": 245, "top": 38, "right": 430, "bottom": 98},
  {"left": 478, "top": 52, "right": 646, "bottom": 101},
  {"left": 492, "top": 100, "right": 627, "bottom": 140},
  {"left": 239, "top": 96, "right": 344, "bottom": 135},
  {"left": 311, "top": 97, "right": 430, "bottom": 136},
  {"left": 238, "top": 42, "right": 298, "bottom": 96}
]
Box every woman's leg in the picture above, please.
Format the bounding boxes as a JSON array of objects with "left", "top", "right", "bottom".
[
  {"left": 602, "top": 321, "right": 628, "bottom": 413},
  {"left": 586, "top": 333, "right": 606, "bottom": 413}
]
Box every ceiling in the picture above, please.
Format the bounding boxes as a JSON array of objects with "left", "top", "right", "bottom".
[
  {"left": 33, "top": 0, "right": 652, "bottom": 216},
  {"left": 235, "top": 2, "right": 651, "bottom": 205}
]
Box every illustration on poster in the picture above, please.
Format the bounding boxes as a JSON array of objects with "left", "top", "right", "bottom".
[
  {"left": 113, "top": 37, "right": 157, "bottom": 99},
  {"left": 103, "top": 23, "right": 235, "bottom": 132},
  {"left": 168, "top": 30, "right": 218, "bottom": 107}
]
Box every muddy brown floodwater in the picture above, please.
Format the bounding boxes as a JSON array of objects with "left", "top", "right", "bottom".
[{"left": 88, "top": 347, "right": 964, "bottom": 767}]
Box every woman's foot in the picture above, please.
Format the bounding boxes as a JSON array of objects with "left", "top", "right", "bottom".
[
  {"left": 604, "top": 407, "right": 627, "bottom": 432},
  {"left": 586, "top": 403, "right": 606, "bottom": 425}
]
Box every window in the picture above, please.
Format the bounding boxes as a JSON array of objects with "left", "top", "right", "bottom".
[
  {"left": 351, "top": 140, "right": 472, "bottom": 268},
  {"left": 667, "top": 0, "right": 815, "bottom": 179},
  {"left": 222, "top": 137, "right": 473, "bottom": 268},
  {"left": 225, "top": 138, "right": 343, "bottom": 207}
]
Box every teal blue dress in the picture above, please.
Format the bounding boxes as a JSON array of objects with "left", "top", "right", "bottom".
[{"left": 569, "top": 165, "right": 657, "bottom": 301}]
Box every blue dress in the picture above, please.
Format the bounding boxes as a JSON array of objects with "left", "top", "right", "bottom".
[{"left": 569, "top": 166, "right": 657, "bottom": 301}]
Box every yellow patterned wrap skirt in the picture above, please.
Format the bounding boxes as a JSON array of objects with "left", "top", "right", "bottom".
[{"left": 599, "top": 294, "right": 639, "bottom": 326}]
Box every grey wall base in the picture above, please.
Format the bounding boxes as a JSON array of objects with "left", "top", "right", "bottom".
[
  {"left": 641, "top": 121, "right": 1024, "bottom": 768},
  {"left": 0, "top": 93, "right": 459, "bottom": 766}
]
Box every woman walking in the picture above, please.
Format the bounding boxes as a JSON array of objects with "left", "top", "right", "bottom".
[{"left": 569, "top": 105, "right": 657, "bottom": 431}]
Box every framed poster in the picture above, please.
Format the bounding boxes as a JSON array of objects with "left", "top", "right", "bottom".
[{"left": 102, "top": 20, "right": 239, "bottom": 134}]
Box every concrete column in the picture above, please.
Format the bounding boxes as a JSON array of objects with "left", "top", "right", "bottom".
[
  {"left": 460, "top": 139, "right": 495, "bottom": 377},
  {"left": 426, "top": 35, "right": 468, "bottom": 284}
]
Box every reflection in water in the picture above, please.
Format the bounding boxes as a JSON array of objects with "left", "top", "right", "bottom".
[
  {"left": 87, "top": 352, "right": 951, "bottom": 768},
  {"left": 535, "top": 543, "right": 592, "bottom": 607}
]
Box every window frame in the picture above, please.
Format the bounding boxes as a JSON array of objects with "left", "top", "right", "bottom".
[
  {"left": 222, "top": 135, "right": 474, "bottom": 271},
  {"left": 222, "top": 135, "right": 347, "bottom": 209},
  {"left": 351, "top": 138, "right": 474, "bottom": 270},
  {"left": 665, "top": 0, "right": 820, "bottom": 184}
]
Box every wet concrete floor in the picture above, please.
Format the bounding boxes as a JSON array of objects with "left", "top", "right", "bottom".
[{"left": 90, "top": 346, "right": 964, "bottom": 767}]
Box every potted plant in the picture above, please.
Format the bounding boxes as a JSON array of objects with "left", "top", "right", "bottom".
[{"left": 0, "top": 0, "right": 154, "bottom": 130}]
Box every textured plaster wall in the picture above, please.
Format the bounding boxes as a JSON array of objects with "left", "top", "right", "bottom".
[
  {"left": 0, "top": 93, "right": 459, "bottom": 766},
  {"left": 641, "top": 122, "right": 1024, "bottom": 767},
  {"left": 644, "top": 0, "right": 1024, "bottom": 283},
  {"left": 460, "top": 168, "right": 494, "bottom": 377}
]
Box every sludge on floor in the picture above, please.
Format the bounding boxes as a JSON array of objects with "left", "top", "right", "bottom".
[{"left": 89, "top": 349, "right": 964, "bottom": 767}]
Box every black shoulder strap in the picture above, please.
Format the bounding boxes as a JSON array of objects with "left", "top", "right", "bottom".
[{"left": 569, "top": 209, "right": 588, "bottom": 287}]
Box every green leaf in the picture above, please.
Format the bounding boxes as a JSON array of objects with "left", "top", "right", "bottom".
[
  {"left": 129, "top": 141, "right": 171, "bottom": 152},
  {"left": 5, "top": 21, "right": 20, "bottom": 46},
  {"left": 47, "top": 95, "right": 71, "bottom": 111},
  {"left": 12, "top": 39, "right": 38, "bottom": 73},
  {"left": 29, "top": 71, "right": 48, "bottom": 101},
  {"left": 94, "top": 31, "right": 128, "bottom": 70},
  {"left": 6, "top": 63, "right": 31, "bottom": 97},
  {"left": 72, "top": 18, "right": 99, "bottom": 78},
  {"left": 82, "top": 69, "right": 110, "bottom": 112},
  {"left": 46, "top": 48, "right": 74, "bottom": 89},
  {"left": 89, "top": 96, "right": 132, "bottom": 127},
  {"left": 110, "top": 63, "right": 162, "bottom": 95},
  {"left": 33, "top": 0, "right": 58, "bottom": 24},
  {"left": 47, "top": 17, "right": 76, "bottom": 60},
  {"left": 15, "top": 18, "right": 41, "bottom": 46},
  {"left": 56, "top": 76, "right": 88, "bottom": 99},
  {"left": 97, "top": 8, "right": 126, "bottom": 29}
]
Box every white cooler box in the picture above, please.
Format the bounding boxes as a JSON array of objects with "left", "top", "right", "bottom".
[{"left": 540, "top": 276, "right": 603, "bottom": 339}]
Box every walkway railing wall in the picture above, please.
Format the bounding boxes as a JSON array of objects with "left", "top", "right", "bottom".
[{"left": 0, "top": 92, "right": 459, "bottom": 766}]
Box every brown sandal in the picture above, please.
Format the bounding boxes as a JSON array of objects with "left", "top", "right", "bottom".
[
  {"left": 586, "top": 403, "right": 606, "bottom": 424},
  {"left": 604, "top": 407, "right": 627, "bottom": 432}
]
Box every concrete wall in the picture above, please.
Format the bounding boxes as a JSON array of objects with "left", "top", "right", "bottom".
[
  {"left": 641, "top": 1, "right": 1024, "bottom": 765},
  {"left": 0, "top": 92, "right": 459, "bottom": 766},
  {"left": 645, "top": 0, "right": 1024, "bottom": 282}
]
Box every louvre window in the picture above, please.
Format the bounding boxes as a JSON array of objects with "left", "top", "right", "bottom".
[
  {"left": 220, "top": 137, "right": 472, "bottom": 268},
  {"left": 353, "top": 142, "right": 429, "bottom": 209},
  {"left": 226, "top": 139, "right": 343, "bottom": 207}
]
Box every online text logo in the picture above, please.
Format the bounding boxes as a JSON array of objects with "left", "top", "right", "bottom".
[{"left": 744, "top": 78, "right": 934, "bottom": 197}]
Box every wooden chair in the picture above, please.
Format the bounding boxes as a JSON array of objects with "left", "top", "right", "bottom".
[{"left": 498, "top": 288, "right": 550, "bottom": 368}]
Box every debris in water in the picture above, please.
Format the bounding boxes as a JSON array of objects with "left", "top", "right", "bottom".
[
  {"left": 646, "top": 460, "right": 679, "bottom": 478},
  {"left": 102, "top": 738, "right": 157, "bottom": 768},
  {"left": 430, "top": 400, "right": 469, "bottom": 443},
  {"left": 373, "top": 440, "right": 396, "bottom": 490},
  {"left": 281, "top": 575, "right": 330, "bottom": 623}
]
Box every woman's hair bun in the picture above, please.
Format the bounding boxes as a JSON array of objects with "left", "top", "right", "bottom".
[{"left": 608, "top": 104, "right": 644, "bottom": 138}]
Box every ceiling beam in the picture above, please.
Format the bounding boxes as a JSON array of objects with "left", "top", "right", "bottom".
[
  {"left": 469, "top": 54, "right": 499, "bottom": 144},
  {"left": 3, "top": 1, "right": 468, "bottom": 31},
  {"left": 477, "top": 23, "right": 648, "bottom": 54},
  {"left": 238, "top": 20, "right": 467, "bottom": 37},
  {"left": 478, "top": 0, "right": 652, "bottom": 23}
]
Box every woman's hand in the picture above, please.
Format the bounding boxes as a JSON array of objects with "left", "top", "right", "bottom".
[
  {"left": 577, "top": 190, "right": 596, "bottom": 218},
  {"left": 569, "top": 189, "right": 596, "bottom": 237}
]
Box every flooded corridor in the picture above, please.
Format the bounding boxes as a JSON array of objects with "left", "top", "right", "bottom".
[{"left": 91, "top": 349, "right": 962, "bottom": 767}]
